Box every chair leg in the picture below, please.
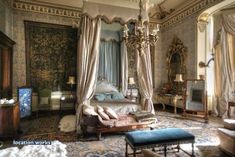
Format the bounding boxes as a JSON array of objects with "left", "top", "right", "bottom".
[{"left": 125, "top": 142, "right": 128, "bottom": 157}]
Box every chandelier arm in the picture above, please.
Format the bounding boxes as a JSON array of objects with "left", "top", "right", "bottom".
[{"left": 139, "top": 0, "right": 142, "bottom": 21}]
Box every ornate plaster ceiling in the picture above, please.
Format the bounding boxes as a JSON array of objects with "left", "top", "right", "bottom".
[{"left": 17, "top": 0, "right": 191, "bottom": 19}]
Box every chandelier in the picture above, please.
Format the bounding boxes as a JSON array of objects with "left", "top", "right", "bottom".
[{"left": 123, "top": 0, "right": 159, "bottom": 53}]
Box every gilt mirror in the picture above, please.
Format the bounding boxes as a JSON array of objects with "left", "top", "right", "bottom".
[
  {"left": 183, "top": 79, "right": 208, "bottom": 122},
  {"left": 167, "top": 36, "right": 187, "bottom": 94}
]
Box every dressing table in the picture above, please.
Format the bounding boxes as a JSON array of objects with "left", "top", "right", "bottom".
[{"left": 153, "top": 36, "right": 187, "bottom": 113}]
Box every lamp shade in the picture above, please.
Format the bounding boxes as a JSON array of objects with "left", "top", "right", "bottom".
[
  {"left": 128, "top": 77, "right": 135, "bottom": 85},
  {"left": 67, "top": 76, "right": 76, "bottom": 84},
  {"left": 174, "top": 74, "right": 183, "bottom": 82}
]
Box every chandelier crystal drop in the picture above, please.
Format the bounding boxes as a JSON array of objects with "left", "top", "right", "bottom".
[{"left": 123, "top": 0, "right": 159, "bottom": 53}]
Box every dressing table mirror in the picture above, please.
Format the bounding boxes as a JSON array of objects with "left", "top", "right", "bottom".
[
  {"left": 166, "top": 36, "right": 187, "bottom": 95},
  {"left": 183, "top": 79, "right": 208, "bottom": 122}
]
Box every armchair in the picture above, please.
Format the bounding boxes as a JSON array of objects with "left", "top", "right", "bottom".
[{"left": 37, "top": 89, "right": 52, "bottom": 113}]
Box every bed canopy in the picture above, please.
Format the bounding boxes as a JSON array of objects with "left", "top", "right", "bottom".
[{"left": 76, "top": 1, "right": 154, "bottom": 132}]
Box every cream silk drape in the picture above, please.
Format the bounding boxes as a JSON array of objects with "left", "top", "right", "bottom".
[
  {"left": 76, "top": 16, "right": 101, "bottom": 133},
  {"left": 214, "top": 13, "right": 235, "bottom": 117},
  {"left": 137, "top": 46, "right": 155, "bottom": 114}
]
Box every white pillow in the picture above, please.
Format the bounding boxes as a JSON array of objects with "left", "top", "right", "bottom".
[
  {"left": 83, "top": 105, "right": 98, "bottom": 116},
  {"left": 97, "top": 109, "right": 110, "bottom": 120},
  {"left": 95, "top": 81, "right": 118, "bottom": 93},
  {"left": 104, "top": 107, "right": 118, "bottom": 119},
  {"left": 96, "top": 105, "right": 104, "bottom": 112}
]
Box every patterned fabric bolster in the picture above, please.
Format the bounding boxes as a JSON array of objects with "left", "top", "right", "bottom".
[{"left": 125, "top": 128, "right": 195, "bottom": 147}]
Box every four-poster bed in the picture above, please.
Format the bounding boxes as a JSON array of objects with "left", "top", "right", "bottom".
[{"left": 76, "top": 1, "right": 156, "bottom": 134}]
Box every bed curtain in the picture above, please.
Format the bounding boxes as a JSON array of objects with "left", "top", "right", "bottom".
[
  {"left": 136, "top": 25, "right": 155, "bottom": 114},
  {"left": 76, "top": 16, "right": 101, "bottom": 133},
  {"left": 76, "top": 1, "right": 154, "bottom": 132}
]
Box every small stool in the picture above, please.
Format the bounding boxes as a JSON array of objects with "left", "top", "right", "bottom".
[{"left": 125, "top": 128, "right": 195, "bottom": 157}]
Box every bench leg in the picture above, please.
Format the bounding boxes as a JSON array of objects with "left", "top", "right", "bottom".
[
  {"left": 177, "top": 143, "right": 180, "bottom": 152},
  {"left": 133, "top": 149, "right": 136, "bottom": 157},
  {"left": 164, "top": 145, "right": 167, "bottom": 157},
  {"left": 192, "top": 142, "right": 194, "bottom": 157},
  {"left": 125, "top": 142, "right": 128, "bottom": 157}
]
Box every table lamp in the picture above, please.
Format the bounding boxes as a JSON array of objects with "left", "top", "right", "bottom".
[
  {"left": 174, "top": 74, "right": 183, "bottom": 82},
  {"left": 67, "top": 76, "right": 76, "bottom": 87},
  {"left": 67, "top": 76, "right": 76, "bottom": 98},
  {"left": 174, "top": 74, "right": 183, "bottom": 95}
]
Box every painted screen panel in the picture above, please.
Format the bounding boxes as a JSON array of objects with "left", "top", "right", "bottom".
[{"left": 18, "top": 87, "right": 32, "bottom": 118}]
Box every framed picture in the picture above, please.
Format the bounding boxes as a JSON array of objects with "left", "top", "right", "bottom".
[{"left": 18, "top": 87, "right": 32, "bottom": 118}]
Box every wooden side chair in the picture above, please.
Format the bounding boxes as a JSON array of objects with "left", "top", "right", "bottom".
[{"left": 37, "top": 88, "right": 52, "bottom": 117}]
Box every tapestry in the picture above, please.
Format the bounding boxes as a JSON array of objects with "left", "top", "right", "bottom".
[{"left": 25, "top": 21, "right": 77, "bottom": 91}]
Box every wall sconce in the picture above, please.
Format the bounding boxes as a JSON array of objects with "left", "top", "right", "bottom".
[{"left": 199, "top": 53, "right": 214, "bottom": 68}]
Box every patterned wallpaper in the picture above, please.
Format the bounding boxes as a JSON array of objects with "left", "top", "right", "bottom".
[
  {"left": 0, "top": 0, "right": 13, "bottom": 38},
  {"left": 12, "top": 9, "right": 79, "bottom": 93},
  {"left": 153, "top": 14, "right": 198, "bottom": 91}
]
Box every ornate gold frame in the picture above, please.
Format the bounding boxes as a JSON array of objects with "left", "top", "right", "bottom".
[{"left": 166, "top": 36, "right": 187, "bottom": 86}]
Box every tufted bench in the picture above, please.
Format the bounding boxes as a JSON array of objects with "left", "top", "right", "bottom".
[{"left": 125, "top": 128, "right": 195, "bottom": 157}]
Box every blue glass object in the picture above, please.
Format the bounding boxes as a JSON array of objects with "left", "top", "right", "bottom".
[{"left": 18, "top": 88, "right": 32, "bottom": 118}]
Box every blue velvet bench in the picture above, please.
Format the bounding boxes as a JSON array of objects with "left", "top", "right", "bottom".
[{"left": 125, "top": 128, "right": 195, "bottom": 157}]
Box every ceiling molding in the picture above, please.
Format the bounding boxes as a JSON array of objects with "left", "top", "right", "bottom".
[
  {"left": 157, "top": 0, "right": 224, "bottom": 29},
  {"left": 13, "top": 0, "right": 81, "bottom": 19}
]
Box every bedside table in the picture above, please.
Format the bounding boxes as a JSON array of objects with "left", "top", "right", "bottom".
[{"left": 60, "top": 96, "right": 76, "bottom": 115}]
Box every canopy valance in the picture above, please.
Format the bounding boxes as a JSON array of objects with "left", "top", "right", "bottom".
[{"left": 82, "top": 1, "right": 148, "bottom": 24}]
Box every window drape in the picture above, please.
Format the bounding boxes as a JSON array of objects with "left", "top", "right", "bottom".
[
  {"left": 76, "top": 16, "right": 101, "bottom": 133},
  {"left": 98, "top": 40, "right": 120, "bottom": 87},
  {"left": 213, "top": 13, "right": 235, "bottom": 117}
]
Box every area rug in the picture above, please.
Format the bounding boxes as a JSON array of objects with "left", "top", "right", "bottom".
[
  {"left": 20, "top": 115, "right": 78, "bottom": 142},
  {"left": 65, "top": 112, "right": 229, "bottom": 157},
  {"left": 18, "top": 112, "right": 229, "bottom": 157}
]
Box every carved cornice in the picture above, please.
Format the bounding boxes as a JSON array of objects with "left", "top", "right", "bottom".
[
  {"left": 13, "top": 1, "right": 81, "bottom": 19},
  {"left": 151, "top": 0, "right": 223, "bottom": 29}
]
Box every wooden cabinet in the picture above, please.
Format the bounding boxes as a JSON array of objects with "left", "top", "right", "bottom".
[
  {"left": 0, "top": 102, "right": 20, "bottom": 139},
  {"left": 0, "top": 31, "right": 15, "bottom": 99}
]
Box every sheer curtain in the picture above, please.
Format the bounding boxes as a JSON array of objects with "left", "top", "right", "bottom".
[
  {"left": 98, "top": 39, "right": 120, "bottom": 87},
  {"left": 214, "top": 13, "right": 235, "bottom": 117},
  {"left": 76, "top": 16, "right": 101, "bottom": 133},
  {"left": 121, "top": 41, "right": 128, "bottom": 96}
]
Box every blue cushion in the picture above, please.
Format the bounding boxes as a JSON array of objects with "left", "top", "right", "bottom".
[
  {"left": 125, "top": 128, "right": 195, "bottom": 147},
  {"left": 95, "top": 94, "right": 106, "bottom": 101},
  {"left": 112, "top": 92, "right": 124, "bottom": 100},
  {"left": 105, "top": 94, "right": 112, "bottom": 100}
]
